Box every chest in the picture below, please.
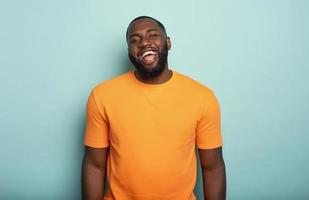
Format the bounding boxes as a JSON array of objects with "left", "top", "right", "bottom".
[{"left": 105, "top": 89, "right": 201, "bottom": 148}]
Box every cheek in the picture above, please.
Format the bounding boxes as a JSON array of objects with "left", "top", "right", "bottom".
[
  {"left": 129, "top": 47, "right": 139, "bottom": 57},
  {"left": 155, "top": 41, "right": 165, "bottom": 50}
]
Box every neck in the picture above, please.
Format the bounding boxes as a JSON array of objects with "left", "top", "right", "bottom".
[{"left": 134, "top": 65, "right": 172, "bottom": 84}]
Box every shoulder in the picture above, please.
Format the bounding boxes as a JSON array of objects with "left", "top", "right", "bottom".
[
  {"left": 174, "top": 71, "right": 220, "bottom": 114},
  {"left": 91, "top": 70, "right": 133, "bottom": 96},
  {"left": 173, "top": 70, "right": 215, "bottom": 98}
]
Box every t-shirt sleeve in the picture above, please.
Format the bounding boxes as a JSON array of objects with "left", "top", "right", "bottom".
[
  {"left": 83, "top": 90, "right": 110, "bottom": 148},
  {"left": 196, "top": 91, "right": 223, "bottom": 149}
]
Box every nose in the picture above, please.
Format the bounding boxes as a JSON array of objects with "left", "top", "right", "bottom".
[{"left": 139, "top": 37, "right": 151, "bottom": 47}]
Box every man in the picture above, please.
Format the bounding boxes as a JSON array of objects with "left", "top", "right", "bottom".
[{"left": 82, "top": 16, "right": 226, "bottom": 200}]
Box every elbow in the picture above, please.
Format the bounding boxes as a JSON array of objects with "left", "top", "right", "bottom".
[{"left": 201, "top": 160, "right": 225, "bottom": 173}]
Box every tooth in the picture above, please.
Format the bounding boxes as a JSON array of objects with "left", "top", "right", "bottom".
[{"left": 142, "top": 51, "right": 155, "bottom": 57}]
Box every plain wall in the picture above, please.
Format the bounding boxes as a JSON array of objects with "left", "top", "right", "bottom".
[{"left": 1, "top": 0, "right": 308, "bottom": 199}]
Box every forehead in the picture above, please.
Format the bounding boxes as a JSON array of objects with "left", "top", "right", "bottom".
[{"left": 128, "top": 19, "right": 162, "bottom": 36}]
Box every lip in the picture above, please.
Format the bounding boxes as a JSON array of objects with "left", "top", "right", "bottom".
[
  {"left": 138, "top": 47, "right": 158, "bottom": 58},
  {"left": 141, "top": 53, "right": 158, "bottom": 65},
  {"left": 137, "top": 47, "right": 159, "bottom": 66}
]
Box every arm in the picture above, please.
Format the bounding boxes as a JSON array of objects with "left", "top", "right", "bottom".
[
  {"left": 198, "top": 147, "right": 226, "bottom": 200},
  {"left": 81, "top": 146, "right": 109, "bottom": 200}
]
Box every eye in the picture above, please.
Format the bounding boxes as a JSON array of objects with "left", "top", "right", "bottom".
[
  {"left": 149, "top": 33, "right": 158, "bottom": 38},
  {"left": 130, "top": 38, "right": 139, "bottom": 44}
]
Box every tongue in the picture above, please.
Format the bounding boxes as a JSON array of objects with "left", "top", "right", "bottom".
[{"left": 142, "top": 55, "right": 156, "bottom": 65}]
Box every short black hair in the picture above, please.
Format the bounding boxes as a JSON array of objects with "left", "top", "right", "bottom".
[{"left": 126, "top": 16, "right": 167, "bottom": 40}]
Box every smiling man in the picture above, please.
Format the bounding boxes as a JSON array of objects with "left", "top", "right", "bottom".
[{"left": 81, "top": 16, "right": 226, "bottom": 200}]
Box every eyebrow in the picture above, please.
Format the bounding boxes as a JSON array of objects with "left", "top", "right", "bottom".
[{"left": 129, "top": 29, "right": 159, "bottom": 39}]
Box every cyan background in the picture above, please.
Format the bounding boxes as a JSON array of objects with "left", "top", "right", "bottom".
[{"left": 1, "top": 0, "right": 308, "bottom": 199}]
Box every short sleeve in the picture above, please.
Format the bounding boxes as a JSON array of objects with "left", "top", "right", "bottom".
[
  {"left": 196, "top": 91, "right": 223, "bottom": 149},
  {"left": 83, "top": 90, "right": 110, "bottom": 148}
]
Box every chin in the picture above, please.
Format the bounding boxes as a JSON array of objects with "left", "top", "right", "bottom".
[
  {"left": 141, "top": 65, "right": 165, "bottom": 78},
  {"left": 129, "top": 52, "right": 167, "bottom": 78},
  {"left": 143, "top": 63, "right": 159, "bottom": 70}
]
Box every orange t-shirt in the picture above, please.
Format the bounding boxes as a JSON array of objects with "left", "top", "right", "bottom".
[{"left": 84, "top": 69, "right": 223, "bottom": 200}]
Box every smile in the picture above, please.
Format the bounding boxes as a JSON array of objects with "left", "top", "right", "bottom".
[{"left": 138, "top": 49, "right": 159, "bottom": 65}]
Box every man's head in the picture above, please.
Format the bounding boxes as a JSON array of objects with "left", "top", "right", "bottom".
[{"left": 126, "top": 16, "right": 171, "bottom": 78}]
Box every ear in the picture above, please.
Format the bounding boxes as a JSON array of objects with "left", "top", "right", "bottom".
[{"left": 166, "top": 36, "right": 171, "bottom": 50}]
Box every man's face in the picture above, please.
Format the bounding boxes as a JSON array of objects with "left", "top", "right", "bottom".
[{"left": 127, "top": 19, "right": 171, "bottom": 78}]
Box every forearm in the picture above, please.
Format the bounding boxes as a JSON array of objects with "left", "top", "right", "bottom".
[
  {"left": 202, "top": 163, "right": 226, "bottom": 200},
  {"left": 82, "top": 161, "right": 106, "bottom": 200}
]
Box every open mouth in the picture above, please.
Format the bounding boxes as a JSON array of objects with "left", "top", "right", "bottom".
[{"left": 138, "top": 49, "right": 159, "bottom": 66}]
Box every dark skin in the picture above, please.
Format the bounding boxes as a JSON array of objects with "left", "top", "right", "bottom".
[
  {"left": 199, "top": 147, "right": 226, "bottom": 200},
  {"left": 81, "top": 146, "right": 108, "bottom": 200},
  {"left": 127, "top": 19, "right": 172, "bottom": 84},
  {"left": 81, "top": 18, "right": 226, "bottom": 200}
]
